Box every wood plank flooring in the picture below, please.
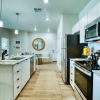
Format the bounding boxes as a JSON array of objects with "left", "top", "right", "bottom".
[{"left": 16, "top": 62, "right": 76, "bottom": 100}]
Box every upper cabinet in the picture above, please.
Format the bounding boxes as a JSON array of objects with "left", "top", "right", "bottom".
[
  {"left": 87, "top": 4, "right": 98, "bottom": 24},
  {"left": 72, "top": 22, "right": 79, "bottom": 34},
  {"left": 79, "top": 15, "right": 88, "bottom": 43},
  {"left": 98, "top": 1, "right": 100, "bottom": 17}
]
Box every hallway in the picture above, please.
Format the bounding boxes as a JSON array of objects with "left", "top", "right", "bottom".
[{"left": 16, "top": 62, "right": 76, "bottom": 100}]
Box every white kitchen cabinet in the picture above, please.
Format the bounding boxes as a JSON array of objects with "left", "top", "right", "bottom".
[
  {"left": 79, "top": 15, "right": 88, "bottom": 43},
  {"left": 98, "top": 1, "right": 100, "bottom": 17},
  {"left": 70, "top": 59, "right": 75, "bottom": 90},
  {"left": 22, "top": 59, "right": 30, "bottom": 89},
  {"left": 0, "top": 57, "right": 31, "bottom": 100},
  {"left": 87, "top": 4, "right": 98, "bottom": 24},
  {"left": 93, "top": 72, "right": 100, "bottom": 100},
  {"left": 72, "top": 22, "right": 79, "bottom": 34},
  {"left": 0, "top": 63, "right": 21, "bottom": 100}
]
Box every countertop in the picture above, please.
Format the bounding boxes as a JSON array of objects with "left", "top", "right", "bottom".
[
  {"left": 93, "top": 70, "right": 100, "bottom": 76},
  {"left": 70, "top": 58, "right": 86, "bottom": 61},
  {"left": 0, "top": 55, "right": 34, "bottom": 66}
]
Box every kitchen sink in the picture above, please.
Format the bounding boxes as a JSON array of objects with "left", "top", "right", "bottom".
[
  {"left": 0, "top": 60, "right": 17, "bottom": 62},
  {"left": 9, "top": 57, "right": 25, "bottom": 60}
]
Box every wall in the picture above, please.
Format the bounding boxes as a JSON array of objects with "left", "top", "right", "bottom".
[
  {"left": 88, "top": 42, "right": 100, "bottom": 53},
  {"left": 57, "top": 16, "right": 63, "bottom": 70},
  {"left": 63, "top": 15, "right": 79, "bottom": 34},
  {"left": 0, "top": 28, "right": 10, "bottom": 57},
  {"left": 28, "top": 32, "right": 57, "bottom": 62},
  {"left": 57, "top": 14, "right": 78, "bottom": 70},
  {"left": 9, "top": 30, "right": 28, "bottom": 55}
]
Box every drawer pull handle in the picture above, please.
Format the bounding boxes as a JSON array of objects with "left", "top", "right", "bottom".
[
  {"left": 17, "top": 71, "right": 19, "bottom": 73},
  {"left": 17, "top": 86, "right": 20, "bottom": 89},
  {"left": 17, "top": 78, "right": 19, "bottom": 81}
]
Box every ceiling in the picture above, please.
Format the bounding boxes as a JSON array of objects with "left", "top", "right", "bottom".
[{"left": 1, "top": 0, "right": 90, "bottom": 33}]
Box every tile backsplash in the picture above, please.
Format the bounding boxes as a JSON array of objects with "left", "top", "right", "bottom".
[{"left": 88, "top": 42, "right": 100, "bottom": 54}]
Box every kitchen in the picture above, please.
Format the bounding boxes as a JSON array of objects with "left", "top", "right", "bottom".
[{"left": 0, "top": 0, "right": 100, "bottom": 100}]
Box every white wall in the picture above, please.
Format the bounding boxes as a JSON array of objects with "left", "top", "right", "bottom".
[
  {"left": 57, "top": 14, "right": 79, "bottom": 70},
  {"left": 28, "top": 32, "right": 57, "bottom": 62},
  {"left": 9, "top": 30, "right": 28, "bottom": 55},
  {"left": 88, "top": 42, "right": 100, "bottom": 53},
  {"left": 0, "top": 28, "right": 10, "bottom": 56},
  {"left": 63, "top": 15, "right": 79, "bottom": 34},
  {"left": 57, "top": 16, "right": 63, "bottom": 70}
]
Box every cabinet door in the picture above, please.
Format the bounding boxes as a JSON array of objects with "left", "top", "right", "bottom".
[
  {"left": 79, "top": 15, "right": 88, "bottom": 43},
  {"left": 70, "top": 59, "right": 75, "bottom": 90},
  {"left": 26, "top": 59, "right": 30, "bottom": 81},
  {"left": 93, "top": 73, "right": 100, "bottom": 100},
  {"left": 98, "top": 1, "right": 100, "bottom": 17},
  {"left": 87, "top": 4, "right": 98, "bottom": 24},
  {"left": 21, "top": 61, "right": 26, "bottom": 88}
]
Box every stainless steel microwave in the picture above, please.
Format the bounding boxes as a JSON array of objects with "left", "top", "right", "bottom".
[{"left": 85, "top": 17, "right": 100, "bottom": 42}]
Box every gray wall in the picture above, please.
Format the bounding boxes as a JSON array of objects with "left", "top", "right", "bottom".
[
  {"left": 9, "top": 30, "right": 28, "bottom": 55},
  {"left": 0, "top": 28, "right": 10, "bottom": 56}
]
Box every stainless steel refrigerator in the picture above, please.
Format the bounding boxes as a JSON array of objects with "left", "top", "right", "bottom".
[{"left": 61, "top": 34, "right": 87, "bottom": 84}]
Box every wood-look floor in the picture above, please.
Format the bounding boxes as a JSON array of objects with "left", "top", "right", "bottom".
[{"left": 16, "top": 62, "right": 76, "bottom": 100}]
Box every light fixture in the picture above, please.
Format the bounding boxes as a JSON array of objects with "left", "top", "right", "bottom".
[
  {"left": 0, "top": 0, "right": 3, "bottom": 27},
  {"left": 43, "top": 0, "right": 49, "bottom": 4},
  {"left": 47, "top": 28, "right": 50, "bottom": 32},
  {"left": 46, "top": 17, "right": 49, "bottom": 21},
  {"left": 15, "top": 13, "right": 19, "bottom": 34},
  {"left": 34, "top": 26, "right": 37, "bottom": 31}
]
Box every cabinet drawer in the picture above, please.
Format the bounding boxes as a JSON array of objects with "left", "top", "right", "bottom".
[
  {"left": 14, "top": 77, "right": 21, "bottom": 99},
  {"left": 14, "top": 69, "right": 21, "bottom": 82},
  {"left": 13, "top": 63, "right": 21, "bottom": 74}
]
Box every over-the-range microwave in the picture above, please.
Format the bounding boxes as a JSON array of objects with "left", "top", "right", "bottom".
[{"left": 85, "top": 17, "right": 100, "bottom": 42}]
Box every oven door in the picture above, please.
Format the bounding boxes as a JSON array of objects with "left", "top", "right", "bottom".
[{"left": 75, "top": 65, "right": 92, "bottom": 100}]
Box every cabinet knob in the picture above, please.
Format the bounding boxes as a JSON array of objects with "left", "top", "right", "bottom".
[
  {"left": 71, "top": 79, "right": 73, "bottom": 81},
  {"left": 17, "top": 70, "right": 19, "bottom": 73},
  {"left": 71, "top": 73, "right": 73, "bottom": 75},
  {"left": 17, "top": 78, "right": 19, "bottom": 81},
  {"left": 17, "top": 86, "right": 20, "bottom": 89}
]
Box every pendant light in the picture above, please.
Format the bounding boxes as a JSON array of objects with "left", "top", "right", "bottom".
[
  {"left": 0, "top": 0, "right": 3, "bottom": 27},
  {"left": 15, "top": 13, "right": 19, "bottom": 34}
]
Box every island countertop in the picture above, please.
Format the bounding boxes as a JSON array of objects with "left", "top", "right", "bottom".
[
  {"left": 93, "top": 70, "right": 100, "bottom": 76},
  {"left": 0, "top": 55, "right": 34, "bottom": 65}
]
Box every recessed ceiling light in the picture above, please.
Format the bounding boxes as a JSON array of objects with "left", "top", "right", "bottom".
[
  {"left": 46, "top": 17, "right": 49, "bottom": 21},
  {"left": 43, "top": 0, "right": 49, "bottom": 4}
]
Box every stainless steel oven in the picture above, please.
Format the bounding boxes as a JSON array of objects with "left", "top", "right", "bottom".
[{"left": 74, "top": 63, "right": 92, "bottom": 100}]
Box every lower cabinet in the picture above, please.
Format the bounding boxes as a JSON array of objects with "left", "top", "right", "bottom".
[
  {"left": 22, "top": 58, "right": 30, "bottom": 89},
  {"left": 70, "top": 59, "right": 75, "bottom": 90},
  {"left": 0, "top": 58, "right": 30, "bottom": 100},
  {"left": 93, "top": 72, "right": 100, "bottom": 100}
]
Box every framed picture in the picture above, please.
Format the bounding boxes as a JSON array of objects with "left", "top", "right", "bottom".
[{"left": 15, "top": 40, "right": 21, "bottom": 50}]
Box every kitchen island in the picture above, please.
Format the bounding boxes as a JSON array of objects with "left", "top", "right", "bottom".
[{"left": 0, "top": 55, "right": 34, "bottom": 100}]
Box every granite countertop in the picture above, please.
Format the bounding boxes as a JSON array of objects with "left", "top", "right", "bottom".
[
  {"left": 93, "top": 70, "right": 100, "bottom": 76},
  {"left": 0, "top": 55, "right": 34, "bottom": 66}
]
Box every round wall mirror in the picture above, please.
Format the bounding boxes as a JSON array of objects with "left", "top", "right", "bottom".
[{"left": 32, "top": 38, "right": 45, "bottom": 51}]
